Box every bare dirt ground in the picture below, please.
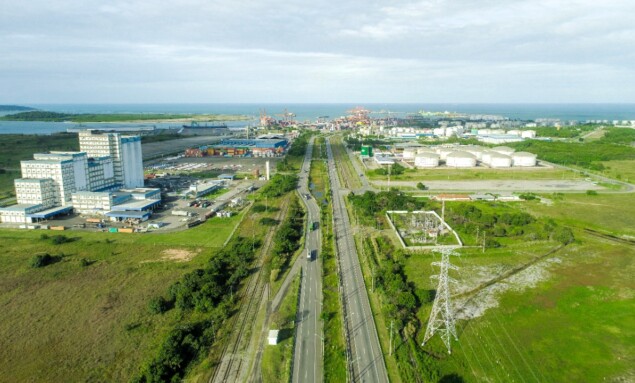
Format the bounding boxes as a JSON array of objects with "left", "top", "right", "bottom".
[{"left": 160, "top": 248, "right": 200, "bottom": 262}]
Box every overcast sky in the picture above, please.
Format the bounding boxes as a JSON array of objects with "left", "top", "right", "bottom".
[{"left": 1, "top": 0, "right": 634, "bottom": 103}]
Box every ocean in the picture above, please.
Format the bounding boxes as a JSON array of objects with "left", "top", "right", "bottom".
[{"left": 1, "top": 103, "right": 634, "bottom": 135}]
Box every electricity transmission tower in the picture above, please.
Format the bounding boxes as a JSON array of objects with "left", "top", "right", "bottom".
[{"left": 422, "top": 249, "right": 459, "bottom": 354}]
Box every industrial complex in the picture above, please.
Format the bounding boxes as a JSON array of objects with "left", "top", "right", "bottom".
[
  {"left": 184, "top": 137, "right": 288, "bottom": 158},
  {"left": 362, "top": 143, "right": 539, "bottom": 169},
  {"left": 0, "top": 131, "right": 159, "bottom": 224}
]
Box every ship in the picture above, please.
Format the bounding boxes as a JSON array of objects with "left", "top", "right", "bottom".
[{"left": 182, "top": 121, "right": 228, "bottom": 129}]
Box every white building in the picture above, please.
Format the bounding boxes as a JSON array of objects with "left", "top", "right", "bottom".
[
  {"left": 1, "top": 131, "right": 149, "bottom": 224},
  {"left": 79, "top": 131, "right": 144, "bottom": 188},
  {"left": 14, "top": 178, "right": 57, "bottom": 208}
]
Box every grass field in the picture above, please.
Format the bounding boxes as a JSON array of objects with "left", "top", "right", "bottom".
[
  {"left": 396, "top": 194, "right": 635, "bottom": 382},
  {"left": 366, "top": 166, "right": 583, "bottom": 182},
  {"left": 330, "top": 135, "right": 362, "bottom": 190},
  {"left": 261, "top": 273, "right": 300, "bottom": 383},
  {"left": 600, "top": 159, "right": 635, "bottom": 183},
  {"left": 0, "top": 212, "right": 246, "bottom": 382},
  {"left": 524, "top": 193, "right": 635, "bottom": 237}
]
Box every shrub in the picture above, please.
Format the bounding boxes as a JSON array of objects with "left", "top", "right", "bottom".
[
  {"left": 40, "top": 233, "right": 49, "bottom": 240},
  {"left": 30, "top": 253, "right": 60, "bottom": 268},
  {"left": 586, "top": 190, "right": 598, "bottom": 196},
  {"left": 148, "top": 296, "right": 170, "bottom": 314},
  {"left": 52, "top": 235, "right": 71, "bottom": 244},
  {"left": 259, "top": 217, "right": 279, "bottom": 226},
  {"left": 416, "top": 182, "right": 426, "bottom": 190}
]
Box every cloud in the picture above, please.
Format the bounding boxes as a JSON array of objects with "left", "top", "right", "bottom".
[{"left": 0, "top": 0, "right": 633, "bottom": 102}]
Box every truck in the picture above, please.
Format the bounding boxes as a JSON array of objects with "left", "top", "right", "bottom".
[
  {"left": 306, "top": 248, "right": 312, "bottom": 260},
  {"left": 312, "top": 221, "right": 318, "bottom": 231}
]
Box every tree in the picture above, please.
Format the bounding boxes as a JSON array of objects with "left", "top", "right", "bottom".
[{"left": 416, "top": 182, "right": 426, "bottom": 190}]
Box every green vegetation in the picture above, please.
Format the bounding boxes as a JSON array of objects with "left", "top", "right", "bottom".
[
  {"left": 29, "top": 253, "right": 62, "bottom": 268},
  {"left": 277, "top": 131, "right": 312, "bottom": 172},
  {"left": 270, "top": 195, "right": 305, "bottom": 282},
  {"left": 330, "top": 135, "right": 362, "bottom": 190},
  {"left": 261, "top": 273, "right": 300, "bottom": 383},
  {"left": 259, "top": 174, "right": 299, "bottom": 198},
  {"left": 348, "top": 190, "right": 427, "bottom": 225},
  {"left": 366, "top": 165, "right": 583, "bottom": 181},
  {"left": 511, "top": 132, "right": 635, "bottom": 170},
  {"left": 360, "top": 236, "right": 440, "bottom": 382},
  {"left": 0, "top": 111, "right": 249, "bottom": 122},
  {"left": 533, "top": 124, "right": 597, "bottom": 138},
  {"left": 0, "top": 105, "right": 35, "bottom": 112},
  {"left": 135, "top": 236, "right": 260, "bottom": 382}
]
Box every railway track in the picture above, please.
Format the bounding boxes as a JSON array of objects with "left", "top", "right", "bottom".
[{"left": 210, "top": 199, "right": 290, "bottom": 383}]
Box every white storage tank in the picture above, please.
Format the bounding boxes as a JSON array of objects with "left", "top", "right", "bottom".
[
  {"left": 414, "top": 153, "right": 440, "bottom": 168},
  {"left": 416, "top": 148, "right": 436, "bottom": 154},
  {"left": 437, "top": 147, "right": 455, "bottom": 160},
  {"left": 512, "top": 151, "right": 537, "bottom": 167},
  {"left": 489, "top": 153, "right": 512, "bottom": 168},
  {"left": 446, "top": 151, "right": 476, "bottom": 168},
  {"left": 462, "top": 145, "right": 485, "bottom": 160},
  {"left": 481, "top": 150, "right": 494, "bottom": 165},
  {"left": 491, "top": 146, "right": 515, "bottom": 156},
  {"left": 507, "top": 130, "right": 522, "bottom": 136},
  {"left": 521, "top": 130, "right": 536, "bottom": 139},
  {"left": 403, "top": 148, "right": 417, "bottom": 161}
]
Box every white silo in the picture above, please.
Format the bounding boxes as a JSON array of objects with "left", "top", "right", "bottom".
[
  {"left": 492, "top": 146, "right": 515, "bottom": 156},
  {"left": 512, "top": 151, "right": 537, "bottom": 167},
  {"left": 446, "top": 151, "right": 476, "bottom": 168},
  {"left": 521, "top": 130, "right": 536, "bottom": 139},
  {"left": 489, "top": 153, "right": 512, "bottom": 168},
  {"left": 414, "top": 152, "right": 440, "bottom": 168},
  {"left": 403, "top": 148, "right": 417, "bottom": 161}
]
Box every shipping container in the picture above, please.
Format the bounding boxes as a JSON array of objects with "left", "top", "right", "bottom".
[
  {"left": 86, "top": 218, "right": 101, "bottom": 223},
  {"left": 108, "top": 227, "right": 118, "bottom": 233},
  {"left": 50, "top": 226, "right": 66, "bottom": 231},
  {"left": 118, "top": 228, "right": 134, "bottom": 233}
]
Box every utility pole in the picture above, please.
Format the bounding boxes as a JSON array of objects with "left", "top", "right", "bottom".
[{"left": 422, "top": 249, "right": 459, "bottom": 354}]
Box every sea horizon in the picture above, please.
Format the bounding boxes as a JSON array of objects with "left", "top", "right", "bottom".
[{"left": 1, "top": 102, "right": 634, "bottom": 135}]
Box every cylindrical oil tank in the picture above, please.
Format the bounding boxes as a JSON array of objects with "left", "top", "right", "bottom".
[
  {"left": 446, "top": 151, "right": 476, "bottom": 167},
  {"left": 414, "top": 153, "right": 440, "bottom": 168},
  {"left": 481, "top": 150, "right": 494, "bottom": 165},
  {"left": 492, "top": 146, "right": 515, "bottom": 156},
  {"left": 416, "top": 147, "right": 436, "bottom": 155},
  {"left": 437, "top": 147, "right": 455, "bottom": 160},
  {"left": 521, "top": 130, "right": 536, "bottom": 138},
  {"left": 512, "top": 151, "right": 537, "bottom": 167},
  {"left": 489, "top": 153, "right": 512, "bottom": 168},
  {"left": 403, "top": 148, "right": 417, "bottom": 161},
  {"left": 462, "top": 145, "right": 485, "bottom": 160}
]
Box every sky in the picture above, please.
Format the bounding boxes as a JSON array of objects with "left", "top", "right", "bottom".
[{"left": 1, "top": 0, "right": 634, "bottom": 104}]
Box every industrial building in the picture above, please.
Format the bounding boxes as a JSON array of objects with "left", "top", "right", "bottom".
[
  {"left": 0, "top": 131, "right": 157, "bottom": 224},
  {"left": 72, "top": 188, "right": 161, "bottom": 222},
  {"left": 188, "top": 180, "right": 225, "bottom": 198},
  {"left": 185, "top": 138, "right": 288, "bottom": 158}
]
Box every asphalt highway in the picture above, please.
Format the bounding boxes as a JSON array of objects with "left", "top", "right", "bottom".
[
  {"left": 326, "top": 137, "right": 389, "bottom": 383},
  {"left": 292, "top": 137, "right": 324, "bottom": 383}
]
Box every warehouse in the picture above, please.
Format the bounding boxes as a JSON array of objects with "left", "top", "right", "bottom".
[{"left": 211, "top": 138, "right": 288, "bottom": 157}]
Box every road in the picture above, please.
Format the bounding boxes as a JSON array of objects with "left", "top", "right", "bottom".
[
  {"left": 326, "top": 137, "right": 389, "bottom": 383},
  {"left": 292, "top": 137, "right": 324, "bottom": 383}
]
